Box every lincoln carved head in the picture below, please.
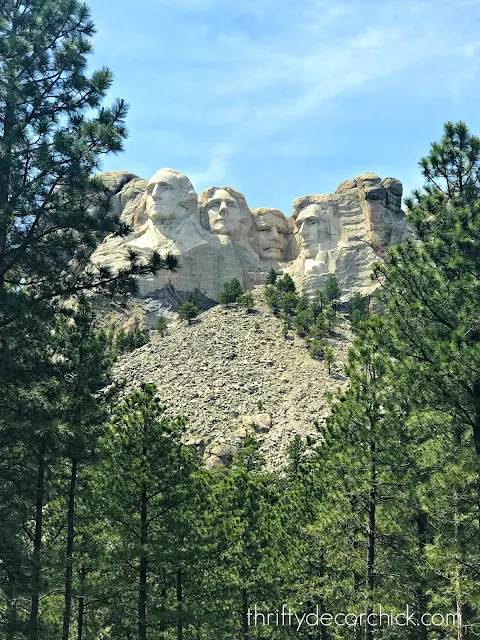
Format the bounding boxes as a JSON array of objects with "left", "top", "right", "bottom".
[{"left": 292, "top": 196, "right": 341, "bottom": 259}]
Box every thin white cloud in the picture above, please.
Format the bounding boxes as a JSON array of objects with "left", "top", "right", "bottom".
[
  {"left": 94, "top": 0, "right": 480, "bottom": 199},
  {"left": 187, "top": 143, "right": 236, "bottom": 190},
  {"left": 172, "top": 0, "right": 480, "bottom": 182}
]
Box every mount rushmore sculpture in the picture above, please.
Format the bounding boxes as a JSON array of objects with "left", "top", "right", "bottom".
[{"left": 91, "top": 168, "right": 410, "bottom": 302}]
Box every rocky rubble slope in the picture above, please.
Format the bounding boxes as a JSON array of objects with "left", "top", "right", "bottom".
[{"left": 114, "top": 288, "right": 353, "bottom": 470}]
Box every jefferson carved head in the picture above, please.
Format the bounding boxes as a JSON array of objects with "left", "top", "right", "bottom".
[
  {"left": 251, "top": 208, "right": 289, "bottom": 260},
  {"left": 145, "top": 168, "right": 198, "bottom": 226},
  {"left": 199, "top": 186, "right": 252, "bottom": 240},
  {"left": 292, "top": 195, "right": 341, "bottom": 259}
]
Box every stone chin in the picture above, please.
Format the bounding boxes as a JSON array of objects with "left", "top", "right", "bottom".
[
  {"left": 260, "top": 247, "right": 284, "bottom": 261},
  {"left": 299, "top": 242, "right": 318, "bottom": 259},
  {"left": 211, "top": 223, "right": 231, "bottom": 236}
]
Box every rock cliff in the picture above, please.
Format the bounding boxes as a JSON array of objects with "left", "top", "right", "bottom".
[{"left": 90, "top": 168, "right": 410, "bottom": 306}]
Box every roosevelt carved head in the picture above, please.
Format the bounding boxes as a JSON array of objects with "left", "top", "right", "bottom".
[
  {"left": 199, "top": 186, "right": 252, "bottom": 240},
  {"left": 145, "top": 168, "right": 198, "bottom": 227},
  {"left": 251, "top": 208, "right": 289, "bottom": 260}
]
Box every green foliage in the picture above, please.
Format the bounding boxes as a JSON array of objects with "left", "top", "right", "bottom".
[
  {"left": 312, "top": 288, "right": 328, "bottom": 315},
  {"left": 240, "top": 291, "right": 255, "bottom": 311},
  {"left": 324, "top": 273, "right": 342, "bottom": 307},
  {"left": 155, "top": 315, "right": 168, "bottom": 336},
  {"left": 218, "top": 278, "right": 244, "bottom": 305},
  {"left": 324, "top": 305, "right": 340, "bottom": 333},
  {"left": 287, "top": 435, "right": 307, "bottom": 476},
  {"left": 265, "top": 284, "right": 281, "bottom": 314},
  {"left": 296, "top": 295, "right": 310, "bottom": 313},
  {"left": 294, "top": 308, "right": 314, "bottom": 337},
  {"left": 4, "top": 83, "right": 480, "bottom": 640},
  {"left": 114, "top": 327, "right": 150, "bottom": 354},
  {"left": 265, "top": 267, "right": 278, "bottom": 285},
  {"left": 279, "top": 291, "right": 299, "bottom": 315},
  {"left": 311, "top": 311, "right": 329, "bottom": 339},
  {"left": 232, "top": 434, "right": 265, "bottom": 472},
  {"left": 308, "top": 338, "right": 325, "bottom": 360},
  {"left": 276, "top": 273, "right": 296, "bottom": 293},
  {"left": 349, "top": 292, "right": 370, "bottom": 331},
  {"left": 324, "top": 346, "right": 335, "bottom": 374},
  {"left": 179, "top": 301, "right": 199, "bottom": 325}
]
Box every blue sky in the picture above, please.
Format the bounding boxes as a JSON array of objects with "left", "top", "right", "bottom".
[{"left": 88, "top": 0, "right": 480, "bottom": 215}]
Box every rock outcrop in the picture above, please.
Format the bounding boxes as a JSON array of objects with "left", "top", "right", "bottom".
[
  {"left": 287, "top": 174, "right": 410, "bottom": 297},
  {"left": 113, "top": 288, "right": 352, "bottom": 470},
  {"left": 91, "top": 169, "right": 410, "bottom": 304}
]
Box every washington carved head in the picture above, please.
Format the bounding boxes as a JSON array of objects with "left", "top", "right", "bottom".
[
  {"left": 251, "top": 208, "right": 289, "bottom": 261},
  {"left": 292, "top": 195, "right": 342, "bottom": 259},
  {"left": 145, "top": 168, "right": 198, "bottom": 227},
  {"left": 199, "top": 186, "right": 253, "bottom": 240}
]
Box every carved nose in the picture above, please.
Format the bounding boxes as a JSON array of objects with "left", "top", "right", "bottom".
[{"left": 219, "top": 201, "right": 227, "bottom": 215}]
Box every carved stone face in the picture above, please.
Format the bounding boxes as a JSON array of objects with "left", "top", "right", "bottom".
[
  {"left": 206, "top": 188, "right": 243, "bottom": 237},
  {"left": 296, "top": 204, "right": 322, "bottom": 258},
  {"left": 253, "top": 210, "right": 288, "bottom": 260},
  {"left": 146, "top": 168, "right": 198, "bottom": 226},
  {"left": 296, "top": 202, "right": 338, "bottom": 259}
]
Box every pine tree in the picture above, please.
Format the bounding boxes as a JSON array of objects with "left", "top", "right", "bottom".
[
  {"left": 349, "top": 292, "right": 370, "bottom": 332},
  {"left": 155, "top": 316, "right": 168, "bottom": 336},
  {"left": 53, "top": 299, "right": 114, "bottom": 640},
  {"left": 0, "top": 0, "right": 177, "bottom": 393},
  {"left": 280, "top": 291, "right": 299, "bottom": 316},
  {"left": 277, "top": 274, "right": 296, "bottom": 293},
  {"left": 95, "top": 383, "right": 200, "bottom": 639},
  {"left": 370, "top": 123, "right": 480, "bottom": 633},
  {"left": 265, "top": 268, "right": 277, "bottom": 285},
  {"left": 324, "top": 274, "right": 341, "bottom": 308},
  {"left": 179, "top": 301, "right": 198, "bottom": 325},
  {"left": 218, "top": 278, "right": 244, "bottom": 305},
  {"left": 294, "top": 308, "right": 314, "bottom": 337},
  {"left": 373, "top": 121, "right": 480, "bottom": 457},
  {"left": 323, "top": 347, "right": 334, "bottom": 374},
  {"left": 324, "top": 306, "right": 339, "bottom": 333},
  {"left": 310, "top": 336, "right": 416, "bottom": 640},
  {"left": 240, "top": 292, "right": 255, "bottom": 312}
]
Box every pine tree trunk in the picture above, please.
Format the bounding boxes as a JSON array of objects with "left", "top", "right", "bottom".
[
  {"left": 159, "top": 569, "right": 167, "bottom": 635},
  {"left": 240, "top": 588, "right": 249, "bottom": 640},
  {"left": 138, "top": 483, "right": 148, "bottom": 640},
  {"left": 415, "top": 510, "right": 429, "bottom": 640},
  {"left": 29, "top": 444, "right": 45, "bottom": 640},
  {"left": 472, "top": 381, "right": 480, "bottom": 455},
  {"left": 453, "top": 489, "right": 467, "bottom": 640},
  {"left": 62, "top": 457, "right": 78, "bottom": 640},
  {"left": 176, "top": 568, "right": 183, "bottom": 640},
  {"left": 76, "top": 569, "right": 86, "bottom": 640},
  {"left": 350, "top": 497, "right": 363, "bottom": 640},
  {"left": 366, "top": 439, "right": 377, "bottom": 640}
]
